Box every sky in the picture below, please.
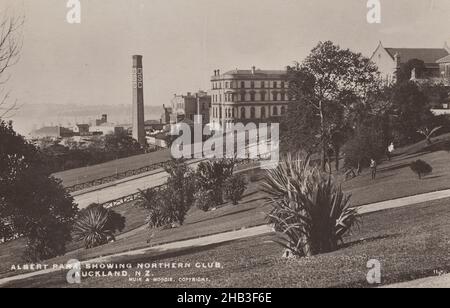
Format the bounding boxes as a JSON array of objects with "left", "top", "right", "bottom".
[{"left": 1, "top": 0, "right": 450, "bottom": 109}]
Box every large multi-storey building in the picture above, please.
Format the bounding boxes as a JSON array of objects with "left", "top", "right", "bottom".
[
  {"left": 210, "top": 67, "right": 288, "bottom": 130},
  {"left": 170, "top": 91, "right": 211, "bottom": 123}
]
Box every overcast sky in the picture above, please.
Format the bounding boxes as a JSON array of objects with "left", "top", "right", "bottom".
[{"left": 2, "top": 0, "right": 450, "bottom": 108}]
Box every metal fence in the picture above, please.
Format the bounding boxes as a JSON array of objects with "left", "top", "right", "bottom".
[
  {"left": 100, "top": 157, "right": 263, "bottom": 209},
  {"left": 66, "top": 161, "right": 170, "bottom": 193}
]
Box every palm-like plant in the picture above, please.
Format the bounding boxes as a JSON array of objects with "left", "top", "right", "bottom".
[
  {"left": 417, "top": 126, "right": 442, "bottom": 145},
  {"left": 139, "top": 187, "right": 173, "bottom": 228},
  {"left": 73, "top": 204, "right": 125, "bottom": 249},
  {"left": 195, "top": 159, "right": 235, "bottom": 206},
  {"left": 262, "top": 153, "right": 359, "bottom": 257}
]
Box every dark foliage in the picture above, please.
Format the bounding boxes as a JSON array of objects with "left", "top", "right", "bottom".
[
  {"left": 0, "top": 120, "right": 78, "bottom": 261},
  {"left": 73, "top": 204, "right": 126, "bottom": 249},
  {"left": 224, "top": 174, "right": 248, "bottom": 205},
  {"left": 410, "top": 160, "right": 432, "bottom": 179},
  {"left": 195, "top": 159, "right": 235, "bottom": 206},
  {"left": 140, "top": 160, "right": 195, "bottom": 228}
]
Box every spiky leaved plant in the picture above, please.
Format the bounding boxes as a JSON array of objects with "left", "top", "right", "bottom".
[
  {"left": 73, "top": 204, "right": 125, "bottom": 249},
  {"left": 139, "top": 187, "right": 172, "bottom": 228},
  {"left": 262, "top": 153, "right": 359, "bottom": 257}
]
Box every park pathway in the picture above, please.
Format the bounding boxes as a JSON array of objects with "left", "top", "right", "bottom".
[
  {"left": 2, "top": 188, "right": 450, "bottom": 287},
  {"left": 383, "top": 274, "right": 450, "bottom": 288}
]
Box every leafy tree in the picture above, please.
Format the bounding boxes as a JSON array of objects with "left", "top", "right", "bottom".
[
  {"left": 419, "top": 80, "right": 450, "bottom": 109},
  {"left": 0, "top": 13, "right": 22, "bottom": 119},
  {"left": 285, "top": 41, "right": 381, "bottom": 170},
  {"left": 343, "top": 116, "right": 387, "bottom": 170},
  {"left": 0, "top": 121, "right": 78, "bottom": 261},
  {"left": 104, "top": 130, "right": 145, "bottom": 159},
  {"left": 195, "top": 159, "right": 235, "bottom": 206},
  {"left": 73, "top": 204, "right": 125, "bottom": 249},
  {"left": 390, "top": 81, "right": 436, "bottom": 145}
]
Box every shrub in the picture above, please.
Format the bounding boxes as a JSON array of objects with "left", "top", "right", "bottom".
[
  {"left": 410, "top": 160, "right": 432, "bottom": 179},
  {"left": 225, "top": 174, "right": 248, "bottom": 205},
  {"left": 262, "top": 153, "right": 359, "bottom": 258},
  {"left": 24, "top": 216, "right": 73, "bottom": 262},
  {"left": 195, "top": 159, "right": 235, "bottom": 206},
  {"left": 194, "top": 189, "right": 216, "bottom": 212},
  {"left": 140, "top": 160, "right": 195, "bottom": 228},
  {"left": 140, "top": 186, "right": 192, "bottom": 229},
  {"left": 73, "top": 204, "right": 125, "bottom": 249}
]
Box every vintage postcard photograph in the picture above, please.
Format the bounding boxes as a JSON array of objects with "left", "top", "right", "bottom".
[{"left": 1, "top": 0, "right": 450, "bottom": 294}]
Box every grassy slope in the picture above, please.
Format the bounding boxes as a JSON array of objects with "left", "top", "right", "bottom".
[
  {"left": 5, "top": 197, "right": 450, "bottom": 288},
  {"left": 2, "top": 136, "right": 450, "bottom": 281}
]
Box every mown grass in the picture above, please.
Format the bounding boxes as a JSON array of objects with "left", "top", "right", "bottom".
[
  {"left": 5, "top": 197, "right": 450, "bottom": 288},
  {"left": 2, "top": 136, "right": 450, "bottom": 284}
]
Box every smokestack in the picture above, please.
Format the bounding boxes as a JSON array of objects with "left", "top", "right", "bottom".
[
  {"left": 252, "top": 66, "right": 256, "bottom": 74},
  {"left": 132, "top": 55, "right": 146, "bottom": 146}
]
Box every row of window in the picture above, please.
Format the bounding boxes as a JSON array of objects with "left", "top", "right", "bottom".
[
  {"left": 212, "top": 106, "right": 286, "bottom": 119},
  {"left": 174, "top": 102, "right": 209, "bottom": 111},
  {"left": 212, "top": 91, "right": 289, "bottom": 103},
  {"left": 212, "top": 80, "right": 287, "bottom": 90}
]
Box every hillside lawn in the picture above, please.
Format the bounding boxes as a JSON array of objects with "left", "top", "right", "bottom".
[
  {"left": 4, "top": 197, "right": 450, "bottom": 288},
  {"left": 1, "top": 134, "right": 450, "bottom": 283}
]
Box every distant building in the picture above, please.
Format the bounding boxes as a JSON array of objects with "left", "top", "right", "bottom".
[
  {"left": 95, "top": 114, "right": 108, "bottom": 126},
  {"left": 370, "top": 42, "right": 450, "bottom": 85},
  {"left": 73, "top": 124, "right": 90, "bottom": 135},
  {"left": 161, "top": 105, "right": 175, "bottom": 124},
  {"left": 89, "top": 123, "right": 124, "bottom": 135},
  {"left": 144, "top": 119, "right": 165, "bottom": 132},
  {"left": 210, "top": 67, "right": 288, "bottom": 130},
  {"left": 30, "top": 126, "right": 73, "bottom": 139},
  {"left": 437, "top": 55, "right": 450, "bottom": 79},
  {"left": 170, "top": 91, "right": 211, "bottom": 123}
]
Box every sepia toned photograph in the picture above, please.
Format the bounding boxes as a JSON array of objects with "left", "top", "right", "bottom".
[{"left": 0, "top": 0, "right": 450, "bottom": 293}]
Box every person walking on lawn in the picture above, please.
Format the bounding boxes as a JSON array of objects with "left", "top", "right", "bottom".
[
  {"left": 370, "top": 158, "right": 377, "bottom": 180},
  {"left": 387, "top": 142, "right": 395, "bottom": 161}
]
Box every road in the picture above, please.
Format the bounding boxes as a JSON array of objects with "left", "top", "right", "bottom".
[
  {"left": 72, "top": 159, "right": 206, "bottom": 209},
  {"left": 72, "top": 140, "right": 270, "bottom": 209},
  {"left": 53, "top": 149, "right": 173, "bottom": 187}
]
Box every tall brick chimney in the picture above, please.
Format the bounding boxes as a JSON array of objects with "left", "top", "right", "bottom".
[{"left": 132, "top": 55, "right": 146, "bottom": 146}]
